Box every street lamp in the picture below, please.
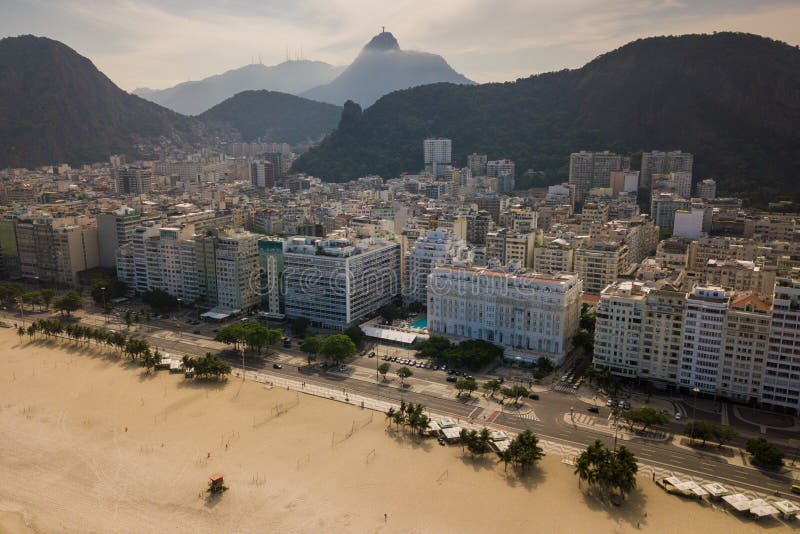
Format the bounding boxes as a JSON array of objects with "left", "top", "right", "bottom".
[
  {"left": 690, "top": 386, "right": 700, "bottom": 441},
  {"left": 100, "top": 286, "right": 108, "bottom": 323}
]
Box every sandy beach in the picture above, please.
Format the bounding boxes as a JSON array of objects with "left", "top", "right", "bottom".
[{"left": 0, "top": 327, "right": 789, "bottom": 533}]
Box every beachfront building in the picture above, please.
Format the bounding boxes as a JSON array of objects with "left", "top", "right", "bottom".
[
  {"left": 283, "top": 237, "right": 401, "bottom": 330},
  {"left": 14, "top": 214, "right": 99, "bottom": 287},
  {"left": 762, "top": 277, "right": 800, "bottom": 412},
  {"left": 427, "top": 265, "right": 582, "bottom": 364},
  {"left": 720, "top": 292, "right": 771, "bottom": 403},
  {"left": 593, "top": 281, "right": 647, "bottom": 378},
  {"left": 678, "top": 286, "right": 729, "bottom": 394},
  {"left": 96, "top": 206, "right": 144, "bottom": 268},
  {"left": 214, "top": 230, "right": 260, "bottom": 311},
  {"left": 403, "top": 230, "right": 472, "bottom": 307}
]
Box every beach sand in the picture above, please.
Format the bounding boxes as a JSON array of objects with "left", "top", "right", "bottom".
[{"left": 0, "top": 328, "right": 788, "bottom": 533}]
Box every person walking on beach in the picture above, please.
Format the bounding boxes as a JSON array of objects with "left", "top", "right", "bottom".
[{"left": 384, "top": 513, "right": 387, "bottom": 522}]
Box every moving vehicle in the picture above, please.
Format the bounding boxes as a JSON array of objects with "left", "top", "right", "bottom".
[
  {"left": 528, "top": 393, "right": 539, "bottom": 400},
  {"left": 588, "top": 406, "right": 600, "bottom": 414},
  {"left": 674, "top": 412, "right": 682, "bottom": 420},
  {"left": 446, "top": 376, "right": 457, "bottom": 382},
  {"left": 272, "top": 363, "right": 282, "bottom": 369},
  {"left": 791, "top": 484, "right": 800, "bottom": 495}
]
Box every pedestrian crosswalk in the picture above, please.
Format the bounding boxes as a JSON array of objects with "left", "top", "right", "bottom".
[{"left": 516, "top": 410, "right": 540, "bottom": 422}]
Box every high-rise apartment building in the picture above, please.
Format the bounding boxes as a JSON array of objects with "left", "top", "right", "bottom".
[
  {"left": 640, "top": 150, "right": 693, "bottom": 188},
  {"left": 404, "top": 230, "right": 472, "bottom": 306},
  {"left": 116, "top": 167, "right": 153, "bottom": 195},
  {"left": 569, "top": 151, "right": 627, "bottom": 205},
  {"left": 696, "top": 178, "right": 717, "bottom": 200},
  {"left": 427, "top": 266, "right": 582, "bottom": 364},
  {"left": 762, "top": 277, "right": 800, "bottom": 412},
  {"left": 96, "top": 206, "right": 143, "bottom": 268},
  {"left": 485, "top": 229, "right": 535, "bottom": 269},
  {"left": 15, "top": 215, "right": 98, "bottom": 286},
  {"left": 283, "top": 237, "right": 401, "bottom": 330},
  {"left": 720, "top": 292, "right": 770, "bottom": 403},
  {"left": 250, "top": 160, "right": 275, "bottom": 189},
  {"left": 467, "top": 153, "right": 487, "bottom": 177},
  {"left": 424, "top": 139, "right": 452, "bottom": 178},
  {"left": 215, "top": 230, "right": 260, "bottom": 311},
  {"left": 679, "top": 286, "right": 729, "bottom": 393}
]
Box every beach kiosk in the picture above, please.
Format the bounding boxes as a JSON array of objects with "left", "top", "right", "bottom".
[
  {"left": 773, "top": 500, "right": 800, "bottom": 520},
  {"left": 208, "top": 472, "right": 227, "bottom": 494}
]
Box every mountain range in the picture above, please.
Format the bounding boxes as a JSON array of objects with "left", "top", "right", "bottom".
[
  {"left": 301, "top": 31, "right": 473, "bottom": 107},
  {"left": 199, "top": 91, "right": 341, "bottom": 145},
  {"left": 0, "top": 35, "right": 344, "bottom": 168},
  {"left": 294, "top": 32, "right": 800, "bottom": 205},
  {"left": 0, "top": 35, "right": 201, "bottom": 169},
  {"left": 134, "top": 60, "right": 344, "bottom": 115}
]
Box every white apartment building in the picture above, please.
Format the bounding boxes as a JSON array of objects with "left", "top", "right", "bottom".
[
  {"left": 215, "top": 230, "right": 260, "bottom": 311},
  {"left": 762, "top": 278, "right": 800, "bottom": 412},
  {"left": 641, "top": 284, "right": 685, "bottom": 385},
  {"left": 96, "top": 206, "right": 144, "bottom": 268},
  {"left": 283, "top": 237, "right": 401, "bottom": 330},
  {"left": 404, "top": 230, "right": 472, "bottom": 306},
  {"left": 640, "top": 150, "right": 693, "bottom": 188},
  {"left": 427, "top": 266, "right": 582, "bottom": 364},
  {"left": 696, "top": 178, "right": 717, "bottom": 200},
  {"left": 704, "top": 259, "right": 776, "bottom": 300},
  {"left": 673, "top": 207, "right": 705, "bottom": 240},
  {"left": 424, "top": 138, "right": 452, "bottom": 178},
  {"left": 651, "top": 192, "right": 691, "bottom": 234},
  {"left": 534, "top": 238, "right": 575, "bottom": 274},
  {"left": 720, "top": 292, "right": 770, "bottom": 403},
  {"left": 679, "top": 286, "right": 729, "bottom": 393},
  {"left": 593, "top": 281, "right": 647, "bottom": 378},
  {"left": 574, "top": 241, "right": 629, "bottom": 294},
  {"left": 485, "top": 229, "right": 536, "bottom": 269}
]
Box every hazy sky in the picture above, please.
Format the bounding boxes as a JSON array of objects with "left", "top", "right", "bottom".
[{"left": 2, "top": 0, "right": 799, "bottom": 91}]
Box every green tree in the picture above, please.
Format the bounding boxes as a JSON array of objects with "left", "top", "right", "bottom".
[
  {"left": 321, "top": 334, "right": 357, "bottom": 365},
  {"left": 745, "top": 438, "right": 784, "bottom": 469},
  {"left": 378, "top": 362, "right": 391, "bottom": 381},
  {"left": 90, "top": 278, "right": 126, "bottom": 304},
  {"left": 465, "top": 428, "right": 493, "bottom": 457},
  {"left": 378, "top": 304, "right": 404, "bottom": 325},
  {"left": 21, "top": 291, "right": 41, "bottom": 311},
  {"left": 396, "top": 366, "right": 413, "bottom": 387},
  {"left": 124, "top": 338, "right": 150, "bottom": 361},
  {"left": 142, "top": 289, "right": 179, "bottom": 312},
  {"left": 714, "top": 425, "right": 738, "bottom": 448},
  {"left": 39, "top": 289, "right": 55, "bottom": 311},
  {"left": 300, "top": 335, "right": 324, "bottom": 366},
  {"left": 574, "top": 439, "right": 638, "bottom": 500},
  {"left": 506, "top": 430, "right": 545, "bottom": 472},
  {"left": 508, "top": 385, "right": 529, "bottom": 406},
  {"left": 684, "top": 420, "right": 715, "bottom": 445},
  {"left": 414, "top": 335, "right": 452, "bottom": 360},
  {"left": 291, "top": 316, "right": 309, "bottom": 336},
  {"left": 535, "top": 356, "right": 554, "bottom": 375},
  {"left": 53, "top": 291, "right": 84, "bottom": 317},
  {"left": 482, "top": 379, "right": 502, "bottom": 398},
  {"left": 343, "top": 325, "right": 366, "bottom": 347},
  {"left": 142, "top": 348, "right": 159, "bottom": 373},
  {"left": 124, "top": 309, "right": 133, "bottom": 329},
  {"left": 623, "top": 406, "right": 669, "bottom": 433},
  {"left": 455, "top": 377, "right": 477, "bottom": 397},
  {"left": 572, "top": 329, "right": 594, "bottom": 351}
]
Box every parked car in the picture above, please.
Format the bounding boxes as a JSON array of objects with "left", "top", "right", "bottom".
[
  {"left": 272, "top": 363, "right": 282, "bottom": 369},
  {"left": 588, "top": 406, "right": 600, "bottom": 414},
  {"left": 606, "top": 399, "right": 615, "bottom": 407},
  {"left": 339, "top": 365, "right": 347, "bottom": 372},
  {"left": 674, "top": 412, "right": 682, "bottom": 420},
  {"left": 528, "top": 393, "right": 539, "bottom": 400},
  {"left": 446, "top": 376, "right": 458, "bottom": 382},
  {"left": 791, "top": 484, "right": 800, "bottom": 495}
]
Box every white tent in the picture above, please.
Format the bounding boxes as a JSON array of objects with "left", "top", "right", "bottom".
[
  {"left": 773, "top": 500, "right": 800, "bottom": 519},
  {"left": 723, "top": 494, "right": 753, "bottom": 512},
  {"left": 748, "top": 499, "right": 779, "bottom": 518},
  {"left": 674, "top": 481, "right": 708, "bottom": 497},
  {"left": 702, "top": 483, "right": 729, "bottom": 497}
]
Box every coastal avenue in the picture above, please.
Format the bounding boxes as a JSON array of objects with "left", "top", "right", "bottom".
[{"left": 65, "top": 311, "right": 799, "bottom": 500}]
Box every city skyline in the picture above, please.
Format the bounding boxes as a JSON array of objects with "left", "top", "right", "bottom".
[{"left": 0, "top": 0, "right": 798, "bottom": 91}]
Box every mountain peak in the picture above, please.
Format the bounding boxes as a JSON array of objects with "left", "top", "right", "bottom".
[{"left": 364, "top": 31, "right": 400, "bottom": 52}]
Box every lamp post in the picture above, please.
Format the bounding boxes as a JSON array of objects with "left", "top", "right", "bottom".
[
  {"left": 101, "top": 286, "right": 108, "bottom": 323},
  {"left": 690, "top": 386, "right": 700, "bottom": 441}
]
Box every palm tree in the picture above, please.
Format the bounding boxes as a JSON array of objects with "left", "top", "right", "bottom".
[{"left": 385, "top": 407, "right": 397, "bottom": 427}]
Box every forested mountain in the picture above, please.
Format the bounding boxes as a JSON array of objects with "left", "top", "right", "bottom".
[
  {"left": 294, "top": 33, "right": 800, "bottom": 205},
  {"left": 0, "top": 35, "right": 200, "bottom": 169},
  {"left": 200, "top": 90, "right": 341, "bottom": 144},
  {"left": 135, "top": 60, "right": 344, "bottom": 115},
  {"left": 302, "top": 31, "right": 473, "bottom": 107}
]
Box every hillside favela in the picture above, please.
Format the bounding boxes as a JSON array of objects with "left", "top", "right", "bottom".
[{"left": 2, "top": 2, "right": 800, "bottom": 533}]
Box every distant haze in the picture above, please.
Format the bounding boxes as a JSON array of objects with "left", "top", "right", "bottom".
[{"left": 1, "top": 1, "right": 799, "bottom": 91}]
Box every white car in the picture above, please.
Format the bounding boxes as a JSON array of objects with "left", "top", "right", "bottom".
[{"left": 674, "top": 412, "right": 682, "bottom": 420}]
